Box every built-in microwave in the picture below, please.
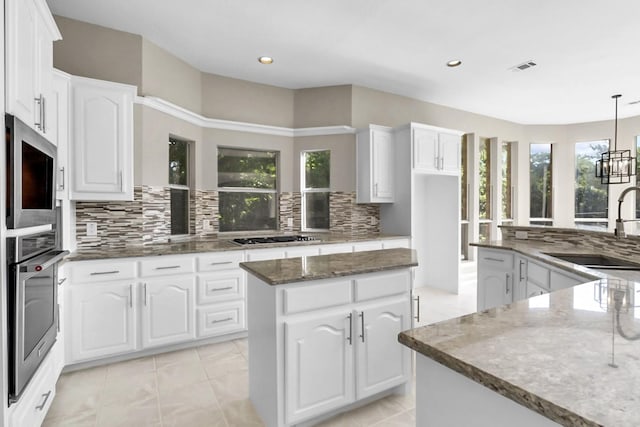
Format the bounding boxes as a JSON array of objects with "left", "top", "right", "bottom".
[{"left": 6, "top": 114, "right": 57, "bottom": 228}]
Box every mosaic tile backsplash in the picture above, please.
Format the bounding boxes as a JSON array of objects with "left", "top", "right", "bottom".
[
  {"left": 501, "top": 225, "right": 640, "bottom": 263},
  {"left": 75, "top": 186, "right": 380, "bottom": 249}
]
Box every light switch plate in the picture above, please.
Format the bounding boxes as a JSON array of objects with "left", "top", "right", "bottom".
[
  {"left": 203, "top": 219, "right": 212, "bottom": 230},
  {"left": 86, "top": 222, "right": 98, "bottom": 237},
  {"left": 515, "top": 230, "right": 528, "bottom": 239}
]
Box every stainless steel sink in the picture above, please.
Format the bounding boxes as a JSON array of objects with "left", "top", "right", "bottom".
[{"left": 544, "top": 253, "right": 640, "bottom": 270}]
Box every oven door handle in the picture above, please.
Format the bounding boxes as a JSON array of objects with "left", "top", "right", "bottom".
[{"left": 19, "top": 250, "right": 69, "bottom": 276}]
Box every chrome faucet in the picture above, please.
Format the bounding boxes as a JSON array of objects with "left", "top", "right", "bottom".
[{"left": 615, "top": 186, "right": 640, "bottom": 238}]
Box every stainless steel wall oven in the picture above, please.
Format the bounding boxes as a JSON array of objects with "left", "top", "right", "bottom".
[{"left": 7, "top": 229, "right": 67, "bottom": 402}]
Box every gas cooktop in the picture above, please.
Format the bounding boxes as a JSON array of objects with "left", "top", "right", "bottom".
[{"left": 232, "top": 235, "right": 318, "bottom": 245}]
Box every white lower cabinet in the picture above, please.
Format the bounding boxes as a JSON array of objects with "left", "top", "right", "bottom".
[
  {"left": 68, "top": 281, "right": 137, "bottom": 362},
  {"left": 141, "top": 277, "right": 196, "bottom": 348},
  {"left": 285, "top": 312, "right": 355, "bottom": 424},
  {"left": 248, "top": 269, "right": 412, "bottom": 427}
]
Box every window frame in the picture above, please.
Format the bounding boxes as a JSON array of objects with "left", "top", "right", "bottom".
[
  {"left": 574, "top": 139, "right": 609, "bottom": 230},
  {"left": 301, "top": 149, "right": 331, "bottom": 232},
  {"left": 217, "top": 146, "right": 280, "bottom": 233},
  {"left": 529, "top": 143, "right": 553, "bottom": 226},
  {"left": 168, "top": 137, "right": 191, "bottom": 237}
]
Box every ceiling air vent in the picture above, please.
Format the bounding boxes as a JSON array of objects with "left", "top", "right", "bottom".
[{"left": 510, "top": 60, "right": 537, "bottom": 72}]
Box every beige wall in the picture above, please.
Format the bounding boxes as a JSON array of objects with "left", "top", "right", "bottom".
[
  {"left": 201, "top": 73, "right": 294, "bottom": 127},
  {"left": 136, "top": 106, "right": 204, "bottom": 187},
  {"left": 293, "top": 85, "right": 352, "bottom": 128},
  {"left": 53, "top": 16, "right": 143, "bottom": 90},
  {"left": 141, "top": 39, "right": 202, "bottom": 114},
  {"left": 202, "top": 129, "right": 294, "bottom": 192},
  {"left": 293, "top": 134, "right": 356, "bottom": 192}
]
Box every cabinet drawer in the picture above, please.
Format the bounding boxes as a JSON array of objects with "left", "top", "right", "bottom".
[
  {"left": 381, "top": 238, "right": 411, "bottom": 249},
  {"left": 246, "top": 248, "right": 286, "bottom": 261},
  {"left": 197, "top": 301, "right": 246, "bottom": 337},
  {"left": 197, "top": 271, "right": 245, "bottom": 304},
  {"left": 319, "top": 244, "right": 354, "bottom": 255},
  {"left": 139, "top": 256, "right": 194, "bottom": 277},
  {"left": 478, "top": 250, "right": 514, "bottom": 270},
  {"left": 353, "top": 241, "right": 384, "bottom": 252},
  {"left": 197, "top": 252, "right": 244, "bottom": 272},
  {"left": 354, "top": 271, "right": 410, "bottom": 302},
  {"left": 68, "top": 260, "right": 136, "bottom": 283},
  {"left": 10, "top": 353, "right": 56, "bottom": 427},
  {"left": 527, "top": 260, "right": 550, "bottom": 289},
  {"left": 283, "top": 280, "right": 353, "bottom": 314},
  {"left": 285, "top": 246, "right": 320, "bottom": 258}
]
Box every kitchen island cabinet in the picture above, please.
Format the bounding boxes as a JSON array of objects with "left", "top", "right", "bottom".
[
  {"left": 399, "top": 277, "right": 640, "bottom": 426},
  {"left": 241, "top": 248, "right": 417, "bottom": 427}
]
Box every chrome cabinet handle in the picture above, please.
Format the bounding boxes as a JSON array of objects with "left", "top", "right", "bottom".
[
  {"left": 129, "top": 284, "right": 133, "bottom": 308},
  {"left": 155, "top": 265, "right": 181, "bottom": 270},
  {"left": 211, "top": 317, "right": 233, "bottom": 324},
  {"left": 58, "top": 167, "right": 65, "bottom": 191},
  {"left": 90, "top": 270, "right": 120, "bottom": 276},
  {"left": 359, "top": 312, "right": 365, "bottom": 343},
  {"left": 35, "top": 390, "right": 52, "bottom": 411},
  {"left": 143, "top": 283, "right": 148, "bottom": 306},
  {"left": 210, "top": 261, "right": 233, "bottom": 266},
  {"left": 58, "top": 277, "right": 67, "bottom": 286},
  {"left": 439, "top": 157, "right": 444, "bottom": 170},
  {"left": 34, "top": 95, "right": 44, "bottom": 130},
  {"left": 484, "top": 257, "right": 503, "bottom": 263},
  {"left": 519, "top": 260, "right": 525, "bottom": 281},
  {"left": 347, "top": 313, "right": 353, "bottom": 345},
  {"left": 506, "top": 273, "right": 510, "bottom": 294},
  {"left": 414, "top": 295, "right": 421, "bottom": 322},
  {"left": 57, "top": 304, "right": 60, "bottom": 332},
  {"left": 433, "top": 155, "right": 438, "bottom": 168},
  {"left": 209, "top": 286, "right": 233, "bottom": 292},
  {"left": 41, "top": 96, "right": 46, "bottom": 133},
  {"left": 119, "top": 171, "right": 123, "bottom": 192}
]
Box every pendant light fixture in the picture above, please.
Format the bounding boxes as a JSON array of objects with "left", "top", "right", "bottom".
[{"left": 595, "top": 94, "right": 636, "bottom": 184}]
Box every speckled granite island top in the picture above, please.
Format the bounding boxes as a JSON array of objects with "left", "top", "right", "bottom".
[
  {"left": 399, "top": 278, "right": 640, "bottom": 426},
  {"left": 67, "top": 233, "right": 409, "bottom": 261},
  {"left": 239, "top": 248, "right": 418, "bottom": 285}
]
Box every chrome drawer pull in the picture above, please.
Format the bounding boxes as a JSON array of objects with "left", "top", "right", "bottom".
[
  {"left": 90, "top": 270, "right": 120, "bottom": 275},
  {"left": 484, "top": 257, "right": 504, "bottom": 262},
  {"left": 35, "top": 390, "right": 52, "bottom": 411},
  {"left": 347, "top": 313, "right": 353, "bottom": 345},
  {"left": 209, "top": 286, "right": 233, "bottom": 292},
  {"left": 414, "top": 295, "right": 421, "bottom": 322},
  {"left": 210, "top": 317, "right": 233, "bottom": 324},
  {"left": 155, "top": 265, "right": 181, "bottom": 270},
  {"left": 359, "top": 312, "right": 365, "bottom": 343},
  {"left": 210, "top": 261, "right": 233, "bottom": 266}
]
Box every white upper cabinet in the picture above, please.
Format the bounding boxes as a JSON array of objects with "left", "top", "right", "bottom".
[
  {"left": 70, "top": 76, "right": 135, "bottom": 201},
  {"left": 356, "top": 125, "right": 395, "bottom": 203},
  {"left": 412, "top": 124, "right": 462, "bottom": 175},
  {"left": 5, "top": 0, "right": 61, "bottom": 140},
  {"left": 52, "top": 70, "right": 71, "bottom": 200}
]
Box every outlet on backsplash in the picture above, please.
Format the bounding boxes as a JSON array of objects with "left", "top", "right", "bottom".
[
  {"left": 203, "top": 219, "right": 212, "bottom": 231},
  {"left": 370, "top": 216, "right": 376, "bottom": 226},
  {"left": 287, "top": 218, "right": 294, "bottom": 227},
  {"left": 86, "top": 222, "right": 98, "bottom": 237}
]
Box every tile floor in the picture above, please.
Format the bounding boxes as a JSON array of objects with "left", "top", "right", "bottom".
[{"left": 42, "top": 276, "right": 477, "bottom": 427}]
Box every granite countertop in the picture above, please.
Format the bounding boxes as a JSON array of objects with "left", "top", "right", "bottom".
[
  {"left": 66, "top": 233, "right": 410, "bottom": 262},
  {"left": 399, "top": 278, "right": 640, "bottom": 426},
  {"left": 239, "top": 248, "right": 418, "bottom": 285}
]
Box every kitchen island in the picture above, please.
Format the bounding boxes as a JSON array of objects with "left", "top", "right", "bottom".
[
  {"left": 399, "top": 277, "right": 640, "bottom": 426},
  {"left": 240, "top": 248, "right": 417, "bottom": 427}
]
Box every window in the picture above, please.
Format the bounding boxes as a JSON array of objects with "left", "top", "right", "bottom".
[
  {"left": 478, "top": 138, "right": 492, "bottom": 242},
  {"left": 575, "top": 140, "right": 609, "bottom": 230},
  {"left": 636, "top": 136, "right": 640, "bottom": 219},
  {"left": 460, "top": 135, "right": 469, "bottom": 259},
  {"left": 530, "top": 143, "right": 553, "bottom": 225},
  {"left": 501, "top": 142, "right": 514, "bottom": 226},
  {"left": 217, "top": 147, "right": 279, "bottom": 232},
  {"left": 301, "top": 150, "right": 330, "bottom": 230},
  {"left": 169, "top": 138, "right": 190, "bottom": 235}
]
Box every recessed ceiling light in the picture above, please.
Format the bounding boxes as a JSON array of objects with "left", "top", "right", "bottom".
[
  {"left": 446, "top": 59, "right": 462, "bottom": 67},
  {"left": 258, "top": 56, "right": 274, "bottom": 65}
]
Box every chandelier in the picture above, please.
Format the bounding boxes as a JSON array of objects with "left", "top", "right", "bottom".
[{"left": 595, "top": 94, "right": 636, "bottom": 184}]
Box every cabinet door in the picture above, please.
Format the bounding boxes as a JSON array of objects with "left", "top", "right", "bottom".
[
  {"left": 356, "top": 299, "right": 411, "bottom": 399},
  {"left": 285, "top": 312, "right": 354, "bottom": 424},
  {"left": 372, "top": 129, "right": 394, "bottom": 201},
  {"left": 549, "top": 270, "right": 583, "bottom": 291},
  {"left": 36, "top": 15, "right": 54, "bottom": 138},
  {"left": 141, "top": 277, "right": 196, "bottom": 348},
  {"left": 6, "top": 0, "right": 39, "bottom": 125},
  {"left": 245, "top": 248, "right": 286, "bottom": 261},
  {"left": 413, "top": 127, "right": 439, "bottom": 172},
  {"left": 477, "top": 269, "right": 512, "bottom": 311},
  {"left": 71, "top": 77, "right": 134, "bottom": 200},
  {"left": 68, "top": 282, "right": 137, "bottom": 362},
  {"left": 52, "top": 71, "right": 70, "bottom": 199},
  {"left": 438, "top": 132, "right": 461, "bottom": 174}
]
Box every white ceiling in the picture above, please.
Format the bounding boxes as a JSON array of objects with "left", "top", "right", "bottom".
[{"left": 46, "top": 0, "right": 640, "bottom": 125}]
